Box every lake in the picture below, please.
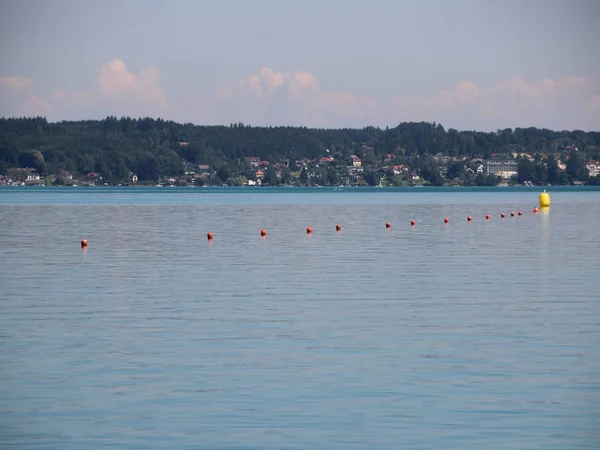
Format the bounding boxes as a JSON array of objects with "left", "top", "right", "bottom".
[{"left": 1, "top": 187, "right": 599, "bottom": 449}]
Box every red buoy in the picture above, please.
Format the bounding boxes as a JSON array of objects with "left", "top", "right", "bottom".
[
  {"left": 410, "top": 220, "right": 416, "bottom": 226},
  {"left": 444, "top": 218, "right": 449, "bottom": 224},
  {"left": 510, "top": 212, "right": 515, "bottom": 217},
  {"left": 306, "top": 226, "right": 312, "bottom": 234},
  {"left": 385, "top": 222, "right": 391, "bottom": 228},
  {"left": 533, "top": 207, "right": 539, "bottom": 213},
  {"left": 260, "top": 229, "right": 267, "bottom": 237},
  {"left": 80, "top": 239, "right": 88, "bottom": 247},
  {"left": 467, "top": 216, "right": 472, "bottom": 222},
  {"left": 518, "top": 211, "right": 523, "bottom": 216},
  {"left": 485, "top": 214, "right": 490, "bottom": 220},
  {"left": 207, "top": 232, "right": 214, "bottom": 240},
  {"left": 501, "top": 213, "right": 505, "bottom": 218},
  {"left": 335, "top": 224, "right": 341, "bottom": 231}
]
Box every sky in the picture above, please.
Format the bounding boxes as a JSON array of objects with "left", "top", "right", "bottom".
[{"left": 0, "top": 0, "right": 599, "bottom": 131}]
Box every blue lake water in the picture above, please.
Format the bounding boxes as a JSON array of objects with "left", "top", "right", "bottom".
[{"left": 1, "top": 187, "right": 599, "bottom": 449}]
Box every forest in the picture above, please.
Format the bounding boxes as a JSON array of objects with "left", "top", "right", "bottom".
[{"left": 0, "top": 116, "right": 598, "bottom": 186}]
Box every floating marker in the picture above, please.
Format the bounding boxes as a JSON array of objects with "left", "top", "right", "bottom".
[
  {"left": 467, "top": 216, "right": 472, "bottom": 222},
  {"left": 81, "top": 239, "right": 88, "bottom": 248},
  {"left": 385, "top": 222, "right": 391, "bottom": 228},
  {"left": 518, "top": 211, "right": 523, "bottom": 216},
  {"left": 207, "top": 232, "right": 214, "bottom": 240},
  {"left": 485, "top": 214, "right": 490, "bottom": 220},
  {"left": 410, "top": 220, "right": 416, "bottom": 226},
  {"left": 501, "top": 213, "right": 505, "bottom": 218},
  {"left": 444, "top": 218, "right": 449, "bottom": 224},
  {"left": 539, "top": 190, "right": 551, "bottom": 208},
  {"left": 260, "top": 229, "right": 267, "bottom": 237},
  {"left": 306, "top": 226, "right": 312, "bottom": 234},
  {"left": 510, "top": 212, "right": 515, "bottom": 217},
  {"left": 533, "top": 207, "right": 539, "bottom": 213},
  {"left": 336, "top": 224, "right": 342, "bottom": 231}
]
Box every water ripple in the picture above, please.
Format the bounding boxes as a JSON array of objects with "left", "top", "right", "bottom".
[{"left": 0, "top": 191, "right": 599, "bottom": 449}]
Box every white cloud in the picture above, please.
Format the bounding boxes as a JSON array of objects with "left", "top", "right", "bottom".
[
  {"left": 0, "top": 76, "right": 35, "bottom": 92},
  {"left": 0, "top": 59, "right": 168, "bottom": 120},
  {"left": 98, "top": 59, "right": 167, "bottom": 110},
  {"left": 0, "top": 75, "right": 50, "bottom": 117},
  {"left": 210, "top": 69, "right": 598, "bottom": 130},
  {"left": 391, "top": 75, "right": 595, "bottom": 130},
  {"left": 214, "top": 67, "right": 377, "bottom": 128},
  {"left": 587, "top": 95, "right": 600, "bottom": 112},
  {"left": 1, "top": 62, "right": 598, "bottom": 130},
  {"left": 22, "top": 95, "right": 54, "bottom": 116}
]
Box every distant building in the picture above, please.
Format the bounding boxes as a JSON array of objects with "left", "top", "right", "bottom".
[
  {"left": 26, "top": 171, "right": 40, "bottom": 181},
  {"left": 433, "top": 153, "right": 451, "bottom": 165},
  {"left": 59, "top": 170, "right": 73, "bottom": 180},
  {"left": 393, "top": 165, "right": 407, "bottom": 175},
  {"left": 350, "top": 155, "right": 361, "bottom": 167},
  {"left": 484, "top": 159, "right": 518, "bottom": 179},
  {"left": 347, "top": 165, "right": 364, "bottom": 173},
  {"left": 512, "top": 152, "right": 533, "bottom": 161},
  {"left": 244, "top": 157, "right": 260, "bottom": 167},
  {"left": 587, "top": 161, "right": 600, "bottom": 177}
]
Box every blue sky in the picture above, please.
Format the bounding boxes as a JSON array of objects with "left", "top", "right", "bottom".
[{"left": 1, "top": 0, "right": 598, "bottom": 130}]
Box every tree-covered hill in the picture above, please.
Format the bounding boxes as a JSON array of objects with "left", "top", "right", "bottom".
[{"left": 1, "top": 116, "right": 598, "bottom": 185}]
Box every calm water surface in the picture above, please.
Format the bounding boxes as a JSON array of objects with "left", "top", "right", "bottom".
[{"left": 1, "top": 188, "right": 599, "bottom": 449}]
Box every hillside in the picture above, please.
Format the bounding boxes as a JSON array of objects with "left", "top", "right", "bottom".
[{"left": 1, "top": 116, "right": 599, "bottom": 186}]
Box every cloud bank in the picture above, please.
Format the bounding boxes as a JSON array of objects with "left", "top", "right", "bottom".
[
  {"left": 0, "top": 59, "right": 167, "bottom": 120},
  {"left": 1, "top": 59, "right": 599, "bottom": 131}
]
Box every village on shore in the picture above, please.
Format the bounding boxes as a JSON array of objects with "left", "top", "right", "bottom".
[
  {"left": 2, "top": 145, "right": 598, "bottom": 188},
  {"left": 1, "top": 118, "right": 599, "bottom": 188}
]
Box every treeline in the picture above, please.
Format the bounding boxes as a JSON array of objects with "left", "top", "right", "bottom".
[{"left": 0, "top": 116, "right": 599, "bottom": 184}]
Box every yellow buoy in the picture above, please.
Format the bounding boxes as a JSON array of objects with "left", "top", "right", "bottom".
[{"left": 539, "top": 190, "right": 550, "bottom": 208}]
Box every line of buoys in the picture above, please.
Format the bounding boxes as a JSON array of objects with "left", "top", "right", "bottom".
[
  {"left": 197, "top": 202, "right": 539, "bottom": 242},
  {"left": 85, "top": 192, "right": 549, "bottom": 247},
  {"left": 78, "top": 192, "right": 550, "bottom": 247},
  {"left": 80, "top": 191, "right": 550, "bottom": 250}
]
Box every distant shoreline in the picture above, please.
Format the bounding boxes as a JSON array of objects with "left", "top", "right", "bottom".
[{"left": 2, "top": 185, "right": 600, "bottom": 192}]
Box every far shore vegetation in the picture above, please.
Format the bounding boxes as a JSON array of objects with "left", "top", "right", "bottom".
[{"left": 1, "top": 116, "right": 598, "bottom": 187}]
